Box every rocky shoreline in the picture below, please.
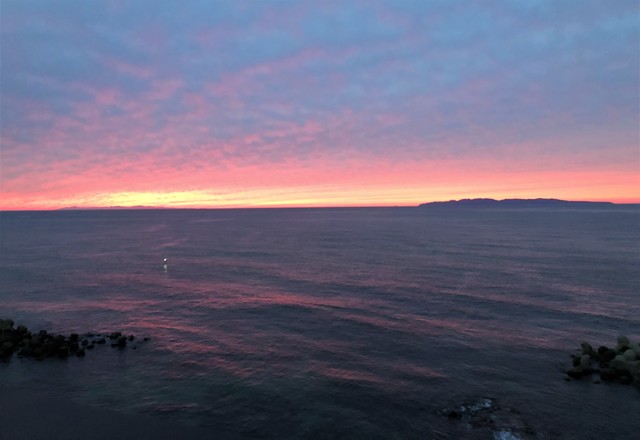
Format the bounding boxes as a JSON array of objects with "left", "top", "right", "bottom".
[
  {"left": 0, "top": 318, "right": 148, "bottom": 361},
  {"left": 565, "top": 336, "right": 640, "bottom": 387}
]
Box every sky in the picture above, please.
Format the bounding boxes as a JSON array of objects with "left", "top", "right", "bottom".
[{"left": 1, "top": 0, "right": 638, "bottom": 209}]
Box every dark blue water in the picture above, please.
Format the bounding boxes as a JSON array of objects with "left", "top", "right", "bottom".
[{"left": 1, "top": 207, "right": 639, "bottom": 439}]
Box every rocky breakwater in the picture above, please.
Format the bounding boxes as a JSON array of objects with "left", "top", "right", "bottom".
[
  {"left": 0, "top": 318, "right": 150, "bottom": 361},
  {"left": 566, "top": 336, "right": 640, "bottom": 387}
]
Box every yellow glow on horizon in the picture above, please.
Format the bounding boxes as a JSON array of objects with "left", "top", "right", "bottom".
[
  {"left": 1, "top": 174, "right": 638, "bottom": 211},
  {"left": 102, "top": 190, "right": 218, "bottom": 207},
  {"left": 100, "top": 187, "right": 437, "bottom": 208}
]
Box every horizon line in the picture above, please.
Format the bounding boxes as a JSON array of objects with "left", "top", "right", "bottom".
[{"left": 2, "top": 198, "right": 639, "bottom": 212}]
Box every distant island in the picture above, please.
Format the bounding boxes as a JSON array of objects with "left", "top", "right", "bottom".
[{"left": 419, "top": 198, "right": 617, "bottom": 208}]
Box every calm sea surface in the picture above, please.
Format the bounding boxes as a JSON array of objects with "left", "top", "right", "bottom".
[{"left": 1, "top": 207, "right": 639, "bottom": 438}]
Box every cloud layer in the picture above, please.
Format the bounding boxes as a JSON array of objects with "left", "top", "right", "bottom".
[{"left": 1, "top": 0, "right": 638, "bottom": 208}]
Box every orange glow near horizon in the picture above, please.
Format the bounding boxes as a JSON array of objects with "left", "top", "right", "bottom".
[{"left": 1, "top": 165, "right": 638, "bottom": 211}]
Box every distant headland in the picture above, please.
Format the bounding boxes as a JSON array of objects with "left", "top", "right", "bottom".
[{"left": 419, "top": 198, "right": 620, "bottom": 208}]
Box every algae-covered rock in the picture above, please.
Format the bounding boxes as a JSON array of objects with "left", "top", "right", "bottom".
[
  {"left": 579, "top": 354, "right": 591, "bottom": 369},
  {"left": 617, "top": 336, "right": 630, "bottom": 351},
  {"left": 567, "top": 337, "right": 640, "bottom": 387},
  {"left": 0, "top": 319, "right": 15, "bottom": 330},
  {"left": 581, "top": 342, "right": 595, "bottom": 357}
]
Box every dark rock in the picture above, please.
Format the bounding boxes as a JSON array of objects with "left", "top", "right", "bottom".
[
  {"left": 438, "top": 398, "right": 540, "bottom": 438},
  {"left": 57, "top": 346, "right": 69, "bottom": 358},
  {"left": 18, "top": 347, "right": 35, "bottom": 357},
  {"left": 42, "top": 341, "right": 58, "bottom": 357},
  {"left": 570, "top": 338, "right": 640, "bottom": 387},
  {"left": 581, "top": 342, "right": 595, "bottom": 357},
  {"left": 0, "top": 320, "right": 144, "bottom": 361},
  {"left": 617, "top": 336, "right": 630, "bottom": 351},
  {"left": 619, "top": 374, "right": 633, "bottom": 385},
  {"left": 570, "top": 354, "right": 581, "bottom": 367},
  {"left": 0, "top": 319, "right": 15, "bottom": 330},
  {"left": 470, "top": 415, "right": 494, "bottom": 428},
  {"left": 600, "top": 368, "right": 618, "bottom": 381},
  {"left": 599, "top": 349, "right": 617, "bottom": 364},
  {"left": 567, "top": 367, "right": 585, "bottom": 379},
  {"left": 1, "top": 341, "right": 15, "bottom": 357},
  {"left": 143, "top": 337, "right": 150, "bottom": 342},
  {"left": 579, "top": 354, "right": 592, "bottom": 369}
]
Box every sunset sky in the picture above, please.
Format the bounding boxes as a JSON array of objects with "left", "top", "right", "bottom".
[{"left": 1, "top": 0, "right": 638, "bottom": 209}]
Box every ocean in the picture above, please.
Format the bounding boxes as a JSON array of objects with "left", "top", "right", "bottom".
[{"left": 1, "top": 207, "right": 638, "bottom": 439}]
